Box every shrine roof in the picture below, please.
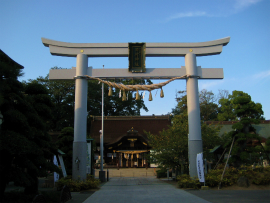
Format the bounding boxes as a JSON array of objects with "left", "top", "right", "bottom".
[{"left": 89, "top": 115, "right": 171, "bottom": 144}]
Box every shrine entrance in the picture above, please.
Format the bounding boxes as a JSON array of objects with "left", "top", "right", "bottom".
[
  {"left": 104, "top": 128, "right": 150, "bottom": 168},
  {"left": 42, "top": 37, "right": 230, "bottom": 180},
  {"left": 90, "top": 116, "right": 171, "bottom": 169}
]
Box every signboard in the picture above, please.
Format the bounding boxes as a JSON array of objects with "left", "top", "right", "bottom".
[
  {"left": 196, "top": 153, "right": 205, "bottom": 183},
  {"left": 128, "top": 43, "right": 146, "bottom": 73}
]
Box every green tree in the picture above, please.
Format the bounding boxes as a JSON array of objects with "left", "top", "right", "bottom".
[
  {"left": 88, "top": 79, "right": 150, "bottom": 116},
  {"left": 56, "top": 127, "right": 74, "bottom": 175},
  {"left": 218, "top": 90, "right": 264, "bottom": 121},
  {"left": 199, "top": 89, "right": 219, "bottom": 121},
  {"left": 146, "top": 114, "right": 189, "bottom": 169},
  {"left": 146, "top": 114, "right": 221, "bottom": 170},
  {"left": 32, "top": 68, "right": 151, "bottom": 131},
  {"left": 0, "top": 51, "right": 60, "bottom": 198},
  {"left": 219, "top": 90, "right": 265, "bottom": 167},
  {"left": 29, "top": 68, "right": 75, "bottom": 131},
  {"left": 149, "top": 89, "right": 222, "bottom": 171},
  {"left": 172, "top": 89, "right": 219, "bottom": 121}
]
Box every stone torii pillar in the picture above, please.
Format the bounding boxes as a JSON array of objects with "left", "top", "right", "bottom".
[
  {"left": 185, "top": 52, "right": 202, "bottom": 177},
  {"left": 42, "top": 37, "right": 230, "bottom": 179},
  {"left": 73, "top": 54, "right": 88, "bottom": 180}
]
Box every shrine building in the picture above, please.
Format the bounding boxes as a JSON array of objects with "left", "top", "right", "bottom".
[{"left": 89, "top": 115, "right": 171, "bottom": 168}]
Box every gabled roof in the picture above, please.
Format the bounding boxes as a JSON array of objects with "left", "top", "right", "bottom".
[{"left": 89, "top": 115, "right": 171, "bottom": 144}]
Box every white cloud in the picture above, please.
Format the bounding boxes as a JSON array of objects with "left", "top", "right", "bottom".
[
  {"left": 233, "top": 0, "right": 263, "bottom": 12},
  {"left": 165, "top": 11, "right": 207, "bottom": 22},
  {"left": 199, "top": 80, "right": 225, "bottom": 90},
  {"left": 252, "top": 70, "right": 270, "bottom": 79},
  {"left": 162, "top": 0, "right": 263, "bottom": 22}
]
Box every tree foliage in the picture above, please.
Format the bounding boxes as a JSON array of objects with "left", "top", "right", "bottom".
[
  {"left": 32, "top": 67, "right": 151, "bottom": 131},
  {"left": 219, "top": 91, "right": 265, "bottom": 167},
  {"left": 146, "top": 114, "right": 189, "bottom": 169},
  {"left": 172, "top": 89, "right": 220, "bottom": 121},
  {"left": 146, "top": 114, "right": 221, "bottom": 169},
  {"left": 218, "top": 90, "right": 264, "bottom": 121},
  {"left": 0, "top": 51, "right": 60, "bottom": 198},
  {"left": 56, "top": 127, "right": 74, "bottom": 175}
]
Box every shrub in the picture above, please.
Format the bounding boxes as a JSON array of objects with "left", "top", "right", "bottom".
[
  {"left": 251, "top": 166, "right": 270, "bottom": 185},
  {"left": 177, "top": 174, "right": 201, "bottom": 189},
  {"left": 182, "top": 166, "right": 270, "bottom": 188},
  {"left": 156, "top": 167, "right": 171, "bottom": 178},
  {"left": 205, "top": 166, "right": 239, "bottom": 187},
  {"left": 56, "top": 174, "right": 100, "bottom": 192}
]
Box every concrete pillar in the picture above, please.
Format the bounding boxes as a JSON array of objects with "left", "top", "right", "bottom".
[
  {"left": 73, "top": 54, "right": 88, "bottom": 180},
  {"left": 185, "top": 52, "right": 203, "bottom": 177}
]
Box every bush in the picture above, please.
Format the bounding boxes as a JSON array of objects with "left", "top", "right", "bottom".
[
  {"left": 156, "top": 167, "right": 171, "bottom": 178},
  {"left": 251, "top": 166, "right": 270, "bottom": 185},
  {"left": 56, "top": 174, "right": 100, "bottom": 192},
  {"left": 205, "top": 167, "right": 242, "bottom": 187},
  {"left": 177, "top": 174, "right": 201, "bottom": 189},
  {"left": 182, "top": 166, "right": 270, "bottom": 188},
  {"left": 178, "top": 166, "right": 270, "bottom": 189}
]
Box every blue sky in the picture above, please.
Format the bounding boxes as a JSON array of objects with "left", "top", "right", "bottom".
[{"left": 1, "top": 0, "right": 269, "bottom": 119}]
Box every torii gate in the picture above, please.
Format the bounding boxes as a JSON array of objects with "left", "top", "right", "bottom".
[{"left": 42, "top": 37, "right": 230, "bottom": 180}]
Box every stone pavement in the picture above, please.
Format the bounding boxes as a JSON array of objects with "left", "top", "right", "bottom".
[
  {"left": 83, "top": 177, "right": 210, "bottom": 203},
  {"left": 5, "top": 175, "right": 270, "bottom": 202},
  {"left": 185, "top": 189, "right": 270, "bottom": 203}
]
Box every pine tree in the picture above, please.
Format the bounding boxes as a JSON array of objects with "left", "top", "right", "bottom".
[
  {"left": 219, "top": 90, "right": 265, "bottom": 167},
  {"left": 0, "top": 50, "right": 60, "bottom": 198}
]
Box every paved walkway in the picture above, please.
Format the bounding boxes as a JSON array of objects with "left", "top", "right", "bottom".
[
  {"left": 83, "top": 177, "right": 210, "bottom": 203},
  {"left": 185, "top": 189, "right": 270, "bottom": 203}
]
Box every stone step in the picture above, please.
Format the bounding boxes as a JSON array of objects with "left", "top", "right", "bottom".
[{"left": 94, "top": 168, "right": 157, "bottom": 178}]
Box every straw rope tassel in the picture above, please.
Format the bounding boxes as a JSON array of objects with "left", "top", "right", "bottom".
[
  {"left": 108, "top": 86, "right": 113, "bottom": 96},
  {"left": 149, "top": 91, "right": 153, "bottom": 101},
  {"left": 122, "top": 90, "right": 127, "bottom": 101},
  {"left": 160, "top": 88, "right": 164, "bottom": 98},
  {"left": 136, "top": 89, "right": 140, "bottom": 100}
]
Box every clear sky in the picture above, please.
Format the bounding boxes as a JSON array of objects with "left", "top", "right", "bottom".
[{"left": 1, "top": 0, "right": 269, "bottom": 119}]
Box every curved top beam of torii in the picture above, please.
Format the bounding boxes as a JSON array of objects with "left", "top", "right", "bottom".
[{"left": 41, "top": 37, "right": 230, "bottom": 57}]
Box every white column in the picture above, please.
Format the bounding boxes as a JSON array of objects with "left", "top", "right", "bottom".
[
  {"left": 73, "top": 54, "right": 88, "bottom": 180},
  {"left": 185, "top": 52, "right": 203, "bottom": 177},
  {"left": 120, "top": 153, "right": 122, "bottom": 167}
]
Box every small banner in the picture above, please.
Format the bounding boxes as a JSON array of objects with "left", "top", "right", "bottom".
[
  {"left": 58, "top": 155, "right": 67, "bottom": 177},
  {"left": 196, "top": 153, "right": 205, "bottom": 183},
  {"left": 86, "top": 142, "right": 91, "bottom": 174},
  {"left": 53, "top": 155, "right": 59, "bottom": 186}
]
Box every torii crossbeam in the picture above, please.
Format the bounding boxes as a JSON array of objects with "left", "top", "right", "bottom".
[{"left": 42, "top": 37, "right": 230, "bottom": 180}]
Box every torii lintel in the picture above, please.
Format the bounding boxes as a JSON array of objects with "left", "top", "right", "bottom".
[
  {"left": 49, "top": 67, "right": 223, "bottom": 80},
  {"left": 42, "top": 37, "right": 230, "bottom": 57}
]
